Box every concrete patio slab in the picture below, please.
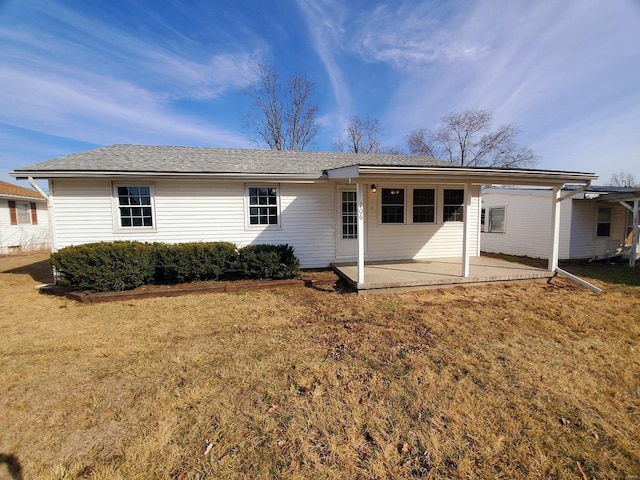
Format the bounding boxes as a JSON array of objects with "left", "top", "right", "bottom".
[{"left": 331, "top": 256, "right": 553, "bottom": 294}]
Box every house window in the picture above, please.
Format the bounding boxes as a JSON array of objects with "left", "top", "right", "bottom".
[
  {"left": 412, "top": 188, "right": 435, "bottom": 223},
  {"left": 481, "top": 208, "right": 486, "bottom": 232},
  {"left": 8, "top": 201, "right": 37, "bottom": 225},
  {"left": 596, "top": 207, "right": 611, "bottom": 237},
  {"left": 116, "top": 185, "right": 154, "bottom": 228},
  {"left": 381, "top": 188, "right": 405, "bottom": 223},
  {"left": 487, "top": 206, "right": 506, "bottom": 233},
  {"left": 248, "top": 186, "right": 279, "bottom": 225},
  {"left": 443, "top": 189, "right": 464, "bottom": 222},
  {"left": 341, "top": 191, "right": 357, "bottom": 239}
]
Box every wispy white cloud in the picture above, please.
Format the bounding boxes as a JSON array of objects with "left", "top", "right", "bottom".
[
  {"left": 295, "top": 0, "right": 352, "bottom": 118},
  {"left": 0, "top": 0, "right": 260, "bottom": 149},
  {"left": 343, "top": 0, "right": 640, "bottom": 180}
]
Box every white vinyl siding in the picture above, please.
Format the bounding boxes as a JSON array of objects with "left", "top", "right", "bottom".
[
  {"left": 482, "top": 188, "right": 629, "bottom": 260},
  {"left": 481, "top": 188, "right": 571, "bottom": 259},
  {"left": 49, "top": 178, "right": 335, "bottom": 268},
  {"left": 569, "top": 200, "right": 627, "bottom": 258},
  {"left": 366, "top": 184, "right": 480, "bottom": 261},
  {"left": 0, "top": 199, "right": 50, "bottom": 254}
]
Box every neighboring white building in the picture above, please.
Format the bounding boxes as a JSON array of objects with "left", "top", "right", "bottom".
[
  {"left": 482, "top": 186, "right": 640, "bottom": 260},
  {"left": 0, "top": 180, "right": 50, "bottom": 254},
  {"left": 12, "top": 145, "right": 597, "bottom": 283}
]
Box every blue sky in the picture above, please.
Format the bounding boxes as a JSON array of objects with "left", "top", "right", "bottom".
[{"left": 1, "top": 0, "right": 639, "bottom": 187}]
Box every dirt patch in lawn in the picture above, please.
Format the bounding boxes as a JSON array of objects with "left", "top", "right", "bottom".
[{"left": 1, "top": 253, "right": 638, "bottom": 479}]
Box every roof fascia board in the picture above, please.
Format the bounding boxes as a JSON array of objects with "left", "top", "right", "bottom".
[
  {"left": 0, "top": 194, "right": 46, "bottom": 202},
  {"left": 598, "top": 191, "right": 640, "bottom": 202},
  {"left": 12, "top": 171, "right": 326, "bottom": 183}
]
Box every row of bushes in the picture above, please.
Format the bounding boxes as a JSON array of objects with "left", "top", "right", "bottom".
[{"left": 49, "top": 241, "right": 300, "bottom": 292}]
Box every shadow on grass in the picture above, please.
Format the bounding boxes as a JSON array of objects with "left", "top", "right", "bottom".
[
  {"left": 483, "top": 252, "right": 639, "bottom": 287},
  {"left": 561, "top": 262, "right": 640, "bottom": 287},
  {"left": 0, "top": 453, "right": 23, "bottom": 480},
  {"left": 3, "top": 260, "right": 53, "bottom": 284}
]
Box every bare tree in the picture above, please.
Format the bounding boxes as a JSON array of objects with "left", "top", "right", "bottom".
[
  {"left": 335, "top": 115, "right": 386, "bottom": 154},
  {"left": 609, "top": 172, "right": 637, "bottom": 187},
  {"left": 243, "top": 64, "right": 319, "bottom": 151},
  {"left": 406, "top": 128, "right": 435, "bottom": 156},
  {"left": 407, "top": 109, "right": 537, "bottom": 168}
]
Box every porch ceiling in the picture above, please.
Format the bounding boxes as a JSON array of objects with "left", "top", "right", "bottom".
[{"left": 331, "top": 256, "right": 552, "bottom": 294}]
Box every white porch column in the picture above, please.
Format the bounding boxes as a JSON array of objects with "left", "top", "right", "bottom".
[
  {"left": 548, "top": 186, "right": 561, "bottom": 272},
  {"left": 357, "top": 182, "right": 365, "bottom": 285},
  {"left": 461, "top": 183, "right": 472, "bottom": 277},
  {"left": 631, "top": 200, "right": 639, "bottom": 268}
]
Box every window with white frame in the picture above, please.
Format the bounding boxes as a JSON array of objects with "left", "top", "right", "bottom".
[
  {"left": 381, "top": 188, "right": 405, "bottom": 223},
  {"left": 443, "top": 189, "right": 464, "bottom": 222},
  {"left": 341, "top": 190, "right": 358, "bottom": 238},
  {"left": 115, "top": 185, "right": 154, "bottom": 228},
  {"left": 487, "top": 206, "right": 506, "bottom": 233},
  {"left": 16, "top": 202, "right": 31, "bottom": 224},
  {"left": 412, "top": 188, "right": 435, "bottom": 223},
  {"left": 596, "top": 207, "right": 611, "bottom": 237},
  {"left": 248, "top": 186, "right": 279, "bottom": 225}
]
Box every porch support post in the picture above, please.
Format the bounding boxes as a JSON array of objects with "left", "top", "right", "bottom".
[
  {"left": 631, "top": 200, "right": 638, "bottom": 268},
  {"left": 548, "top": 186, "right": 561, "bottom": 272},
  {"left": 461, "top": 183, "right": 472, "bottom": 277},
  {"left": 357, "top": 182, "right": 365, "bottom": 285}
]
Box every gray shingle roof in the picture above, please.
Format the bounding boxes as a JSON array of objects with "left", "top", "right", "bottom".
[{"left": 13, "top": 144, "right": 450, "bottom": 178}]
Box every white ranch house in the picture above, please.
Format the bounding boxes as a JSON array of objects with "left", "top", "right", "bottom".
[
  {"left": 12, "top": 145, "right": 599, "bottom": 291},
  {"left": 482, "top": 186, "right": 640, "bottom": 265},
  {"left": 0, "top": 180, "right": 50, "bottom": 254}
]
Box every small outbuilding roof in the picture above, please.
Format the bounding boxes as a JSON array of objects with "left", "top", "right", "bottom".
[{"left": 0, "top": 180, "right": 45, "bottom": 201}]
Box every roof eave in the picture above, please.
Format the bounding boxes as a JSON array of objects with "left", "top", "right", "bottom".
[
  {"left": 11, "top": 170, "right": 327, "bottom": 182},
  {"left": 0, "top": 193, "right": 46, "bottom": 201},
  {"left": 327, "top": 165, "right": 597, "bottom": 185}
]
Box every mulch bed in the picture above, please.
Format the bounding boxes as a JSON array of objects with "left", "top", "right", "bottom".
[{"left": 40, "top": 278, "right": 308, "bottom": 303}]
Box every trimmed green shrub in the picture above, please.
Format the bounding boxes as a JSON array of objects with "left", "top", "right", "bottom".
[
  {"left": 153, "top": 242, "right": 238, "bottom": 283},
  {"left": 50, "top": 241, "right": 155, "bottom": 292},
  {"left": 236, "top": 244, "right": 299, "bottom": 279}
]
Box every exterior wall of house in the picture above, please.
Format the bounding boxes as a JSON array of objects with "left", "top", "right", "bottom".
[
  {"left": 569, "top": 199, "right": 628, "bottom": 258},
  {"left": 363, "top": 184, "right": 481, "bottom": 261},
  {"left": 50, "top": 178, "right": 336, "bottom": 268},
  {"left": 481, "top": 188, "right": 571, "bottom": 259},
  {"left": 481, "top": 188, "right": 629, "bottom": 260},
  {"left": 0, "top": 198, "right": 50, "bottom": 254},
  {"left": 49, "top": 178, "right": 482, "bottom": 268}
]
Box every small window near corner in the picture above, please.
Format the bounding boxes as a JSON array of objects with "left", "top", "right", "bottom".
[
  {"left": 115, "top": 185, "right": 154, "bottom": 229},
  {"left": 596, "top": 207, "right": 611, "bottom": 237},
  {"left": 247, "top": 186, "right": 279, "bottom": 226},
  {"left": 488, "top": 207, "right": 506, "bottom": 233}
]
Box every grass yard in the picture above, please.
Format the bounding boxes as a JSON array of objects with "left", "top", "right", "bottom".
[{"left": 0, "top": 253, "right": 639, "bottom": 479}]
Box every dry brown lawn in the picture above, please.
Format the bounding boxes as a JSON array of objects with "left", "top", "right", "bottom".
[{"left": 0, "top": 253, "right": 639, "bottom": 479}]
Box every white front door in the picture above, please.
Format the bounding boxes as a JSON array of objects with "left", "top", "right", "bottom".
[{"left": 336, "top": 187, "right": 359, "bottom": 258}]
